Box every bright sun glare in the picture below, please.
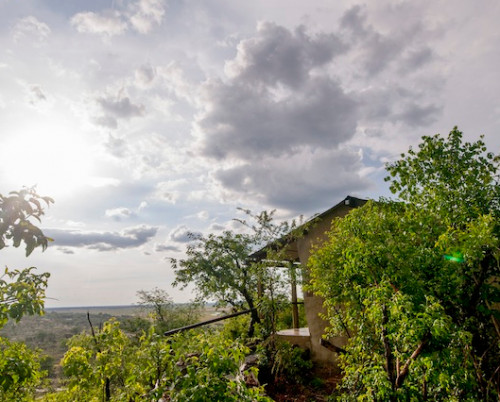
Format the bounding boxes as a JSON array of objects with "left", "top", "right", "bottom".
[{"left": 2, "top": 126, "right": 94, "bottom": 198}]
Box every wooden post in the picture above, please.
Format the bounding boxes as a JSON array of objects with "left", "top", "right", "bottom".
[
  {"left": 163, "top": 308, "right": 257, "bottom": 336},
  {"left": 291, "top": 265, "right": 299, "bottom": 329}
]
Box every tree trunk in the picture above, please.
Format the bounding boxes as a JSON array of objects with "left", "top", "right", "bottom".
[
  {"left": 382, "top": 305, "right": 395, "bottom": 389},
  {"left": 241, "top": 288, "right": 260, "bottom": 337}
]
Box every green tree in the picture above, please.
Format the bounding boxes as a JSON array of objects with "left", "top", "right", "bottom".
[
  {"left": 0, "top": 187, "right": 53, "bottom": 399},
  {"left": 172, "top": 230, "right": 262, "bottom": 336},
  {"left": 136, "top": 287, "right": 200, "bottom": 333},
  {"left": 60, "top": 319, "right": 133, "bottom": 401},
  {"left": 171, "top": 210, "right": 303, "bottom": 337},
  {"left": 309, "top": 128, "right": 500, "bottom": 400}
]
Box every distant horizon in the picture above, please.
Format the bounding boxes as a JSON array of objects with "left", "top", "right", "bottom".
[
  {"left": 45, "top": 304, "right": 140, "bottom": 310},
  {"left": 45, "top": 301, "right": 214, "bottom": 310}
]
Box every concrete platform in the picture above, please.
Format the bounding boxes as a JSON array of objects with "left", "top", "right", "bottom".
[{"left": 275, "top": 327, "right": 311, "bottom": 350}]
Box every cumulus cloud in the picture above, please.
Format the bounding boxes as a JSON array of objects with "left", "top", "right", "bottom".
[
  {"left": 98, "top": 95, "right": 145, "bottom": 119},
  {"left": 340, "top": 5, "right": 438, "bottom": 79},
  {"left": 12, "top": 16, "right": 51, "bottom": 43},
  {"left": 153, "top": 180, "right": 188, "bottom": 204},
  {"left": 104, "top": 135, "right": 128, "bottom": 156},
  {"left": 58, "top": 247, "right": 75, "bottom": 255},
  {"left": 209, "top": 223, "right": 225, "bottom": 231},
  {"left": 169, "top": 225, "right": 202, "bottom": 243},
  {"left": 26, "top": 85, "right": 48, "bottom": 106},
  {"left": 71, "top": 11, "right": 127, "bottom": 37},
  {"left": 95, "top": 93, "right": 145, "bottom": 128},
  {"left": 155, "top": 244, "right": 181, "bottom": 252},
  {"left": 46, "top": 225, "right": 158, "bottom": 251},
  {"left": 135, "top": 63, "right": 157, "bottom": 88},
  {"left": 105, "top": 207, "right": 135, "bottom": 221},
  {"left": 193, "top": 18, "right": 415, "bottom": 210},
  {"left": 71, "top": 0, "right": 165, "bottom": 37},
  {"left": 196, "top": 210, "right": 209, "bottom": 220},
  {"left": 128, "top": 0, "right": 166, "bottom": 34}
]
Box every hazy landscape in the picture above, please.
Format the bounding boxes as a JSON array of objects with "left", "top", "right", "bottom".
[{"left": 0, "top": 304, "right": 222, "bottom": 383}]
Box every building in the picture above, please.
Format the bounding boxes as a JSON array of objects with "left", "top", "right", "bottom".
[{"left": 251, "top": 195, "right": 367, "bottom": 365}]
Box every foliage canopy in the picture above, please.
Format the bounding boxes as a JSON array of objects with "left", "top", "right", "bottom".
[
  {"left": 310, "top": 128, "right": 500, "bottom": 400},
  {"left": 0, "top": 187, "right": 53, "bottom": 399}
]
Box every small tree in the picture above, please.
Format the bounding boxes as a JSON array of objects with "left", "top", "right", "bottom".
[
  {"left": 172, "top": 210, "right": 303, "bottom": 337},
  {"left": 172, "top": 231, "right": 262, "bottom": 336},
  {"left": 309, "top": 128, "right": 500, "bottom": 400},
  {"left": 136, "top": 287, "right": 200, "bottom": 333}
]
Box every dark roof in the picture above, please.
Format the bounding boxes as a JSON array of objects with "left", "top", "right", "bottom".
[
  {"left": 310, "top": 195, "right": 367, "bottom": 223},
  {"left": 249, "top": 195, "right": 368, "bottom": 261}
]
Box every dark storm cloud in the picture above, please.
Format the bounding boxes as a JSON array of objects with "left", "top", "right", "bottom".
[
  {"left": 226, "top": 22, "right": 347, "bottom": 88},
  {"left": 196, "top": 22, "right": 356, "bottom": 161},
  {"left": 198, "top": 76, "right": 357, "bottom": 159},
  {"left": 196, "top": 13, "right": 442, "bottom": 165},
  {"left": 396, "top": 102, "right": 442, "bottom": 127},
  {"left": 399, "top": 47, "right": 434, "bottom": 73},
  {"left": 193, "top": 13, "right": 447, "bottom": 211},
  {"left": 215, "top": 148, "right": 370, "bottom": 212},
  {"left": 357, "top": 88, "right": 442, "bottom": 127},
  {"left": 46, "top": 225, "right": 158, "bottom": 251},
  {"left": 340, "top": 5, "right": 368, "bottom": 37},
  {"left": 341, "top": 5, "right": 436, "bottom": 76}
]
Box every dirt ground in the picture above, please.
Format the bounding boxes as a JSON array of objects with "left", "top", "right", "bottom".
[{"left": 265, "top": 365, "right": 343, "bottom": 401}]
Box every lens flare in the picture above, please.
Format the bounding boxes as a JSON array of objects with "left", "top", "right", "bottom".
[{"left": 444, "top": 253, "right": 464, "bottom": 263}]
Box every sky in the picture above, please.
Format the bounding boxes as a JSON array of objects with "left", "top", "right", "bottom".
[{"left": 1, "top": 0, "right": 500, "bottom": 307}]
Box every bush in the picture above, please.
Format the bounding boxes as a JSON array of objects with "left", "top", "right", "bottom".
[
  {"left": 0, "top": 337, "right": 45, "bottom": 401},
  {"left": 48, "top": 320, "right": 271, "bottom": 401}
]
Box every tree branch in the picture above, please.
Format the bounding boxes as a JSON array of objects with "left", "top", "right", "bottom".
[
  {"left": 395, "top": 333, "right": 429, "bottom": 388},
  {"left": 320, "top": 338, "right": 347, "bottom": 354}
]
